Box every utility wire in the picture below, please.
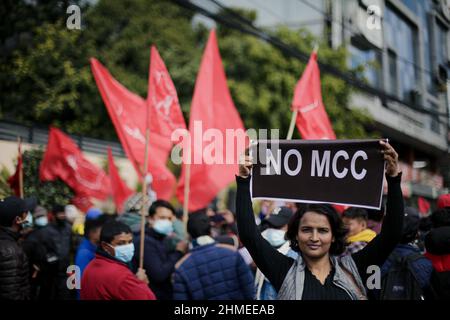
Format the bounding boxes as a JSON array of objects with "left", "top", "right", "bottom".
[
  {"left": 296, "top": 0, "right": 435, "bottom": 77},
  {"left": 172, "top": 0, "right": 448, "bottom": 122}
]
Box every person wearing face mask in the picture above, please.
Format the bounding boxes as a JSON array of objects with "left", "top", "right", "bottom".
[
  {"left": 255, "top": 206, "right": 298, "bottom": 300},
  {"left": 38, "top": 204, "right": 73, "bottom": 299},
  {"left": 23, "top": 205, "right": 56, "bottom": 300},
  {"left": 132, "top": 200, "right": 188, "bottom": 300},
  {"left": 80, "top": 220, "right": 155, "bottom": 300},
  {"left": 0, "top": 196, "right": 33, "bottom": 300}
]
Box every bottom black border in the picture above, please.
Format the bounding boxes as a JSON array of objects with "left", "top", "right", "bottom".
[{"left": 0, "top": 300, "right": 446, "bottom": 319}]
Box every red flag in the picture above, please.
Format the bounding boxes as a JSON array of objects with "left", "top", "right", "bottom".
[
  {"left": 39, "top": 127, "right": 111, "bottom": 200},
  {"left": 418, "top": 196, "right": 430, "bottom": 215},
  {"left": 176, "top": 30, "right": 247, "bottom": 212},
  {"left": 8, "top": 141, "right": 23, "bottom": 197},
  {"left": 333, "top": 204, "right": 348, "bottom": 214},
  {"left": 147, "top": 45, "right": 186, "bottom": 140},
  {"left": 107, "top": 147, "right": 133, "bottom": 214},
  {"left": 90, "top": 58, "right": 176, "bottom": 200},
  {"left": 71, "top": 194, "right": 93, "bottom": 213},
  {"left": 292, "top": 52, "right": 336, "bottom": 140}
]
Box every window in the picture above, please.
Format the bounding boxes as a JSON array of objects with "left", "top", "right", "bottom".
[
  {"left": 388, "top": 49, "right": 398, "bottom": 96},
  {"left": 400, "top": 0, "right": 417, "bottom": 15},
  {"left": 429, "top": 102, "right": 441, "bottom": 134},
  {"left": 436, "top": 21, "right": 449, "bottom": 66},
  {"left": 415, "top": 0, "right": 435, "bottom": 94},
  {"left": 384, "top": 5, "right": 420, "bottom": 103},
  {"left": 349, "top": 39, "right": 382, "bottom": 89}
]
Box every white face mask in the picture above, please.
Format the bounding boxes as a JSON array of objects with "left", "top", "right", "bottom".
[
  {"left": 112, "top": 243, "right": 135, "bottom": 263},
  {"left": 262, "top": 228, "right": 286, "bottom": 247},
  {"left": 153, "top": 219, "right": 173, "bottom": 235},
  {"left": 35, "top": 216, "right": 48, "bottom": 227}
]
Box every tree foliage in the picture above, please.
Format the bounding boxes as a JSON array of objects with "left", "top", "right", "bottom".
[
  {"left": 1, "top": 0, "right": 374, "bottom": 140},
  {"left": 22, "top": 149, "right": 74, "bottom": 208},
  {"left": 0, "top": 166, "right": 12, "bottom": 198}
]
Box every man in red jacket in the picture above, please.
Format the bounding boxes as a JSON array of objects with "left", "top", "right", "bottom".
[{"left": 80, "top": 220, "right": 156, "bottom": 300}]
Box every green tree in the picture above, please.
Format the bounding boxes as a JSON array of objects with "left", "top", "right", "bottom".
[
  {"left": 1, "top": 1, "right": 374, "bottom": 141},
  {"left": 1, "top": 0, "right": 200, "bottom": 139},
  {"left": 0, "top": 166, "right": 12, "bottom": 198},
  {"left": 22, "top": 149, "right": 74, "bottom": 208}
]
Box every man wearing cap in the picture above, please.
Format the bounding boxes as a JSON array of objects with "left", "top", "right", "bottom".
[
  {"left": 0, "top": 196, "right": 32, "bottom": 300},
  {"left": 255, "top": 206, "right": 298, "bottom": 300}
]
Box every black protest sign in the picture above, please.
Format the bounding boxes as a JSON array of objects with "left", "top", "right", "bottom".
[{"left": 250, "top": 139, "right": 385, "bottom": 209}]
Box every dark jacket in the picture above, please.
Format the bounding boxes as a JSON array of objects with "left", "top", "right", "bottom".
[
  {"left": 39, "top": 222, "right": 72, "bottom": 272},
  {"left": 381, "top": 243, "right": 433, "bottom": 290},
  {"left": 23, "top": 226, "right": 58, "bottom": 300},
  {"left": 37, "top": 221, "right": 74, "bottom": 300},
  {"left": 0, "top": 226, "right": 30, "bottom": 300},
  {"left": 132, "top": 227, "right": 183, "bottom": 300},
  {"left": 425, "top": 226, "right": 450, "bottom": 299},
  {"left": 173, "top": 242, "right": 255, "bottom": 300}
]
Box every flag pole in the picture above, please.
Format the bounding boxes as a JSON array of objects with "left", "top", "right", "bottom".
[
  {"left": 286, "top": 110, "right": 298, "bottom": 140},
  {"left": 286, "top": 44, "right": 319, "bottom": 140},
  {"left": 18, "top": 137, "right": 23, "bottom": 199},
  {"left": 139, "top": 128, "right": 150, "bottom": 270},
  {"left": 182, "top": 143, "right": 191, "bottom": 233}
]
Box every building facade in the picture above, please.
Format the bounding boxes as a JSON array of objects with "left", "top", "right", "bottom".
[{"left": 216, "top": 0, "right": 450, "bottom": 205}]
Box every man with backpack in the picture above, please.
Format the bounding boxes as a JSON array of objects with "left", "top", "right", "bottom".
[{"left": 380, "top": 207, "right": 433, "bottom": 300}]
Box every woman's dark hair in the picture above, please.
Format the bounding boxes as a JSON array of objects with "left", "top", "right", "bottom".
[
  {"left": 286, "top": 204, "right": 348, "bottom": 255},
  {"left": 148, "top": 200, "right": 176, "bottom": 217},
  {"left": 100, "top": 221, "right": 132, "bottom": 244}
]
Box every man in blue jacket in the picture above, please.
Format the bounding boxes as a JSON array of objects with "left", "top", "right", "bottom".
[
  {"left": 132, "top": 200, "right": 188, "bottom": 300},
  {"left": 75, "top": 209, "right": 105, "bottom": 276},
  {"left": 173, "top": 210, "right": 255, "bottom": 300}
]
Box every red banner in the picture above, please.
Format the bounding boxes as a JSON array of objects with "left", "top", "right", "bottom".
[
  {"left": 176, "top": 30, "right": 247, "bottom": 212},
  {"left": 40, "top": 127, "right": 111, "bottom": 200},
  {"left": 91, "top": 58, "right": 176, "bottom": 200},
  {"left": 108, "top": 147, "right": 133, "bottom": 214},
  {"left": 292, "top": 52, "right": 336, "bottom": 140}
]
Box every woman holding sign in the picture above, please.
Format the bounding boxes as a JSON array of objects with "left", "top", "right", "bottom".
[{"left": 236, "top": 140, "right": 403, "bottom": 300}]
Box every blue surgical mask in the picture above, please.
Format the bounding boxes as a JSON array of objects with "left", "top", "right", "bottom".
[
  {"left": 153, "top": 219, "right": 173, "bottom": 236},
  {"left": 22, "top": 212, "right": 33, "bottom": 229},
  {"left": 35, "top": 216, "right": 48, "bottom": 227},
  {"left": 263, "top": 228, "right": 286, "bottom": 247},
  {"left": 113, "top": 243, "right": 135, "bottom": 263}
]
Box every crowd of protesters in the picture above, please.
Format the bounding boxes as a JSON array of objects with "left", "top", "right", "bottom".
[{"left": 1, "top": 142, "right": 450, "bottom": 300}]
